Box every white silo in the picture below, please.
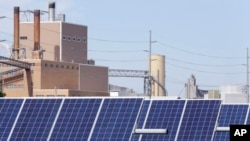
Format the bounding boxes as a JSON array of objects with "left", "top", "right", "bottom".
[{"left": 150, "top": 54, "right": 166, "bottom": 96}]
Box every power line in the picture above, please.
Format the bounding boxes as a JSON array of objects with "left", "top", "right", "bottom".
[
  {"left": 166, "top": 56, "right": 242, "bottom": 67},
  {"left": 157, "top": 42, "right": 244, "bottom": 59},
  {"left": 89, "top": 49, "right": 144, "bottom": 53},
  {"left": 167, "top": 62, "right": 245, "bottom": 75}
]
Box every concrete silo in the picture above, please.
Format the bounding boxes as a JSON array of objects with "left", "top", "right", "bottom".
[{"left": 150, "top": 54, "right": 166, "bottom": 96}]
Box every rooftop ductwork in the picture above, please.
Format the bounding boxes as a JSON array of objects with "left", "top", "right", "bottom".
[{"left": 48, "top": 2, "right": 55, "bottom": 21}]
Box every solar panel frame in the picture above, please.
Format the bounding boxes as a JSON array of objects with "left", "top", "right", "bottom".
[
  {"left": 217, "top": 104, "right": 249, "bottom": 127},
  {"left": 213, "top": 104, "right": 249, "bottom": 141},
  {"left": 50, "top": 98, "right": 102, "bottom": 141},
  {"left": 90, "top": 98, "right": 143, "bottom": 141},
  {"left": 139, "top": 100, "right": 186, "bottom": 141},
  {"left": 131, "top": 100, "right": 151, "bottom": 141},
  {"left": 9, "top": 98, "right": 62, "bottom": 141},
  {"left": 177, "top": 100, "right": 221, "bottom": 141},
  {"left": 246, "top": 104, "right": 250, "bottom": 124},
  {"left": 0, "top": 99, "right": 23, "bottom": 141}
]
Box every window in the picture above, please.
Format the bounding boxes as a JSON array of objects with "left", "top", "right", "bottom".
[
  {"left": 62, "top": 35, "right": 66, "bottom": 40},
  {"left": 19, "top": 84, "right": 24, "bottom": 89},
  {"left": 82, "top": 37, "right": 87, "bottom": 43},
  {"left": 77, "top": 37, "right": 81, "bottom": 42},
  {"left": 67, "top": 36, "right": 71, "bottom": 41},
  {"left": 72, "top": 36, "right": 76, "bottom": 41},
  {"left": 20, "top": 36, "right": 27, "bottom": 40}
]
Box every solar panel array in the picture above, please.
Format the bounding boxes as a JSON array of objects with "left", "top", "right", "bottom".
[
  {"left": 0, "top": 98, "right": 249, "bottom": 141},
  {"left": 177, "top": 100, "right": 221, "bottom": 141},
  {"left": 213, "top": 105, "right": 249, "bottom": 141}
]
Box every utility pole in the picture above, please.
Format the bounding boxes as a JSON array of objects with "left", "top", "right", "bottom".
[
  {"left": 148, "top": 30, "right": 152, "bottom": 97},
  {"left": 149, "top": 30, "right": 152, "bottom": 77},
  {"left": 247, "top": 48, "right": 249, "bottom": 103}
]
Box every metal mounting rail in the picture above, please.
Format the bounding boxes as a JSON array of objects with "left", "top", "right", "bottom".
[
  {"left": 109, "top": 69, "right": 148, "bottom": 78},
  {"left": 0, "top": 68, "right": 23, "bottom": 76},
  {"left": 134, "top": 128, "right": 168, "bottom": 134},
  {"left": 0, "top": 56, "right": 31, "bottom": 69}
]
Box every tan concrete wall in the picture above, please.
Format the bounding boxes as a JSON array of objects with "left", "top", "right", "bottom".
[
  {"left": 2, "top": 75, "right": 29, "bottom": 97},
  {"left": 20, "top": 22, "right": 87, "bottom": 64},
  {"left": 40, "top": 60, "right": 79, "bottom": 89},
  {"left": 2, "top": 60, "right": 108, "bottom": 97},
  {"left": 80, "top": 65, "right": 108, "bottom": 92},
  {"left": 20, "top": 22, "right": 60, "bottom": 60},
  {"left": 33, "top": 89, "right": 109, "bottom": 97}
]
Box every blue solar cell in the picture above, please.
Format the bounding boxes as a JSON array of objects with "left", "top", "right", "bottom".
[
  {"left": 177, "top": 100, "right": 221, "bottom": 141},
  {"left": 213, "top": 104, "right": 249, "bottom": 141},
  {"left": 10, "top": 99, "right": 62, "bottom": 141},
  {"left": 0, "top": 99, "right": 23, "bottom": 141},
  {"left": 50, "top": 98, "right": 102, "bottom": 141},
  {"left": 91, "top": 98, "right": 143, "bottom": 141},
  {"left": 247, "top": 108, "right": 250, "bottom": 124},
  {"left": 218, "top": 105, "right": 248, "bottom": 127},
  {"left": 213, "top": 132, "right": 229, "bottom": 141},
  {"left": 131, "top": 100, "right": 150, "bottom": 141},
  {"left": 139, "top": 100, "right": 185, "bottom": 141}
]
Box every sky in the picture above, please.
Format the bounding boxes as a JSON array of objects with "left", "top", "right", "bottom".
[{"left": 0, "top": 0, "right": 250, "bottom": 97}]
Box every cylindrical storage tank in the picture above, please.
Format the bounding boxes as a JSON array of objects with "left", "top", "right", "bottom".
[{"left": 150, "top": 54, "right": 165, "bottom": 96}]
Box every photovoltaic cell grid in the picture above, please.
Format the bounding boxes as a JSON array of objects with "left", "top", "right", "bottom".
[
  {"left": 50, "top": 99, "right": 102, "bottom": 141},
  {"left": 177, "top": 100, "right": 221, "bottom": 141},
  {"left": 248, "top": 107, "right": 250, "bottom": 124},
  {"left": 10, "top": 99, "right": 62, "bottom": 141},
  {"left": 217, "top": 105, "right": 248, "bottom": 127},
  {"left": 91, "top": 98, "right": 142, "bottom": 141},
  {"left": 131, "top": 100, "right": 150, "bottom": 141},
  {"left": 213, "top": 105, "right": 249, "bottom": 141},
  {"left": 140, "top": 100, "right": 185, "bottom": 141},
  {"left": 0, "top": 99, "right": 23, "bottom": 141}
]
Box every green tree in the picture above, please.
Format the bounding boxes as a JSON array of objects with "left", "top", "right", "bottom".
[{"left": 0, "top": 87, "right": 6, "bottom": 97}]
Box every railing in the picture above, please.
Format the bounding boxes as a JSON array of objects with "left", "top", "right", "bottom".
[{"left": 0, "top": 56, "right": 31, "bottom": 69}]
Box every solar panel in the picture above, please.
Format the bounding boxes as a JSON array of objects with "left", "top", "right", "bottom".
[
  {"left": 10, "top": 99, "right": 62, "bottom": 141},
  {"left": 91, "top": 98, "right": 142, "bottom": 141},
  {"left": 217, "top": 105, "right": 248, "bottom": 127},
  {"left": 140, "top": 100, "right": 185, "bottom": 141},
  {"left": 131, "top": 100, "right": 150, "bottom": 141},
  {"left": 0, "top": 99, "right": 23, "bottom": 141},
  {"left": 49, "top": 98, "right": 102, "bottom": 141},
  {"left": 247, "top": 107, "right": 250, "bottom": 124},
  {"left": 213, "top": 104, "right": 249, "bottom": 141},
  {"left": 177, "top": 100, "right": 221, "bottom": 141}
]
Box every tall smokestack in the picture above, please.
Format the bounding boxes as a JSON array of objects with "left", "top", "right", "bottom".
[
  {"left": 34, "top": 9, "right": 40, "bottom": 51},
  {"left": 32, "top": 9, "right": 43, "bottom": 59},
  {"left": 48, "top": 2, "right": 55, "bottom": 21},
  {"left": 14, "top": 7, "right": 19, "bottom": 59}
]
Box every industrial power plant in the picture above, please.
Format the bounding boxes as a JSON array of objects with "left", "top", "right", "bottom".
[
  {"left": 0, "top": 2, "right": 250, "bottom": 141},
  {"left": 0, "top": 2, "right": 168, "bottom": 98}
]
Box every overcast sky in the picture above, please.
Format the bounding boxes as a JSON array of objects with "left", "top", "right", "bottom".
[{"left": 0, "top": 0, "right": 249, "bottom": 97}]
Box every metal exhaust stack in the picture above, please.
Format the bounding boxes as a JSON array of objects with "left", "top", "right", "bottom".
[
  {"left": 48, "top": 2, "right": 55, "bottom": 21},
  {"left": 32, "top": 9, "right": 42, "bottom": 59},
  {"left": 13, "top": 7, "right": 19, "bottom": 59}
]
